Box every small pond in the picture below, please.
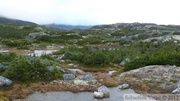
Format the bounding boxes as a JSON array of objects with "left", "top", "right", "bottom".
[{"left": 16, "top": 87, "right": 141, "bottom": 101}]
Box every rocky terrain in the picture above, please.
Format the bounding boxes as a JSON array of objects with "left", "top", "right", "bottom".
[{"left": 118, "top": 65, "right": 180, "bottom": 94}]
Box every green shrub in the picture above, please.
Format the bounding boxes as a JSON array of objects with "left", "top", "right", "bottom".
[
  {"left": 61, "top": 46, "right": 110, "bottom": 65},
  {"left": 40, "top": 54, "right": 55, "bottom": 61},
  {"left": 1, "top": 39, "right": 31, "bottom": 47},
  {"left": 0, "top": 52, "right": 17, "bottom": 62},
  {"left": 4, "top": 56, "right": 62, "bottom": 82},
  {"left": 124, "top": 50, "right": 180, "bottom": 71}
]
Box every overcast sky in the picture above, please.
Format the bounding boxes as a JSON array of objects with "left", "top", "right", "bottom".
[{"left": 0, "top": 0, "right": 180, "bottom": 25}]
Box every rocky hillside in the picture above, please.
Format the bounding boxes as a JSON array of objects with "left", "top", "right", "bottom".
[{"left": 90, "top": 23, "right": 180, "bottom": 43}]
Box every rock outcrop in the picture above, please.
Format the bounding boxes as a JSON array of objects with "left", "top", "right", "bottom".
[{"left": 119, "top": 65, "right": 180, "bottom": 93}]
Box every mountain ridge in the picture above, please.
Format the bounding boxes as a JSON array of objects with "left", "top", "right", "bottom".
[{"left": 0, "top": 16, "right": 38, "bottom": 26}]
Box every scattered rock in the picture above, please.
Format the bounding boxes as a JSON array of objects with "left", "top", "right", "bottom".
[
  {"left": 172, "top": 81, "right": 180, "bottom": 94},
  {"left": 77, "top": 74, "right": 94, "bottom": 81},
  {"left": 93, "top": 91, "right": 104, "bottom": 99},
  {"left": 0, "top": 63, "right": 9, "bottom": 71},
  {"left": 50, "top": 80, "right": 69, "bottom": 85},
  {"left": 47, "top": 66, "right": 53, "bottom": 72},
  {"left": 118, "top": 84, "right": 129, "bottom": 89},
  {"left": 58, "top": 67, "right": 67, "bottom": 73},
  {"left": 67, "top": 69, "right": 83, "bottom": 75},
  {"left": 73, "top": 79, "right": 88, "bottom": 86},
  {"left": 108, "top": 70, "right": 117, "bottom": 75},
  {"left": 120, "top": 61, "right": 125, "bottom": 66},
  {"left": 120, "top": 58, "right": 130, "bottom": 66},
  {"left": 88, "top": 80, "right": 98, "bottom": 85},
  {"left": 172, "top": 88, "right": 180, "bottom": 94},
  {"left": 59, "top": 60, "right": 65, "bottom": 63},
  {"left": 97, "top": 85, "right": 110, "bottom": 98},
  {"left": 26, "top": 32, "right": 49, "bottom": 40},
  {"left": 63, "top": 74, "right": 75, "bottom": 81},
  {"left": 0, "top": 76, "right": 13, "bottom": 86},
  {"left": 68, "top": 63, "right": 74, "bottom": 66},
  {"left": 47, "top": 66, "right": 67, "bottom": 73}
]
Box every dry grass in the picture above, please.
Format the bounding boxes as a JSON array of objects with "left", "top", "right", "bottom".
[
  {"left": 1, "top": 82, "right": 97, "bottom": 100},
  {"left": 94, "top": 73, "right": 120, "bottom": 87},
  {"left": 102, "top": 78, "right": 120, "bottom": 87}
]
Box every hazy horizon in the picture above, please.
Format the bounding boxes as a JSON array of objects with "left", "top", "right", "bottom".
[{"left": 0, "top": 0, "right": 180, "bottom": 25}]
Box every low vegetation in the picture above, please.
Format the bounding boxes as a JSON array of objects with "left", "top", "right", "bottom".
[{"left": 0, "top": 53, "right": 62, "bottom": 82}]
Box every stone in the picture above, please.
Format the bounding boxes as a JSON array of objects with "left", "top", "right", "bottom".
[
  {"left": 73, "top": 79, "right": 88, "bottom": 86},
  {"left": 88, "top": 80, "right": 98, "bottom": 85},
  {"left": 98, "top": 85, "right": 110, "bottom": 98},
  {"left": 172, "top": 88, "right": 180, "bottom": 94},
  {"left": 108, "top": 70, "right": 117, "bottom": 75},
  {"left": 172, "top": 81, "right": 180, "bottom": 94},
  {"left": 63, "top": 74, "right": 75, "bottom": 81},
  {"left": 83, "top": 74, "right": 94, "bottom": 81},
  {"left": 47, "top": 66, "right": 53, "bottom": 72},
  {"left": 120, "top": 58, "right": 130, "bottom": 66},
  {"left": 77, "top": 74, "right": 94, "bottom": 81},
  {"left": 26, "top": 32, "right": 49, "bottom": 40},
  {"left": 93, "top": 91, "right": 104, "bottom": 99},
  {"left": 67, "top": 69, "right": 83, "bottom": 74},
  {"left": 68, "top": 63, "right": 74, "bottom": 66},
  {"left": 58, "top": 67, "right": 67, "bottom": 73},
  {"left": 0, "top": 63, "right": 8, "bottom": 71},
  {"left": 0, "top": 81, "right": 5, "bottom": 86},
  {"left": 120, "top": 61, "right": 125, "bottom": 66},
  {"left": 0, "top": 76, "right": 13, "bottom": 86},
  {"left": 118, "top": 84, "right": 129, "bottom": 89}
]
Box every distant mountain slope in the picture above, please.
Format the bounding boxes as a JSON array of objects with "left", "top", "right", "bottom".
[
  {"left": 44, "top": 24, "right": 92, "bottom": 30},
  {"left": 92, "top": 23, "right": 180, "bottom": 31},
  {"left": 0, "top": 16, "right": 38, "bottom": 26}
]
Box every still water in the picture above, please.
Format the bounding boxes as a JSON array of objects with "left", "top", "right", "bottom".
[{"left": 21, "top": 87, "right": 137, "bottom": 101}]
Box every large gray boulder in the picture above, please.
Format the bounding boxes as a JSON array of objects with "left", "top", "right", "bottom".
[
  {"left": 0, "top": 76, "right": 13, "bottom": 86},
  {"left": 63, "top": 74, "right": 75, "bottom": 81}
]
